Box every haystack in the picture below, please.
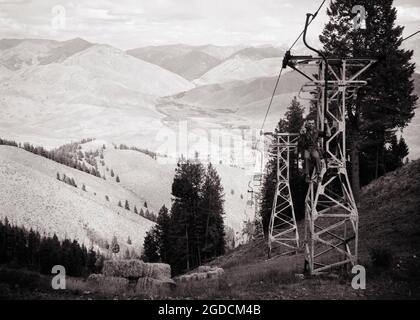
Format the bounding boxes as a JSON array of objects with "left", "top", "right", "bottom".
[
  {"left": 102, "top": 259, "right": 171, "bottom": 280},
  {"left": 135, "top": 277, "right": 175, "bottom": 296},
  {"left": 102, "top": 259, "right": 146, "bottom": 278},
  {"left": 87, "top": 274, "right": 129, "bottom": 293}
]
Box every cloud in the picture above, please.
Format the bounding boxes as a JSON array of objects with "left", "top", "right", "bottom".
[
  {"left": 2, "top": 0, "right": 417, "bottom": 49},
  {"left": 396, "top": 5, "right": 420, "bottom": 23}
]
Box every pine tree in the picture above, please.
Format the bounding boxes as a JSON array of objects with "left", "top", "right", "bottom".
[
  {"left": 142, "top": 226, "right": 160, "bottom": 262},
  {"left": 156, "top": 205, "right": 171, "bottom": 263},
  {"left": 110, "top": 169, "right": 115, "bottom": 177},
  {"left": 285, "top": 96, "right": 305, "bottom": 133},
  {"left": 320, "top": 0, "right": 417, "bottom": 198},
  {"left": 285, "top": 97, "right": 305, "bottom": 221},
  {"left": 82, "top": 184, "right": 86, "bottom": 192},
  {"left": 398, "top": 137, "right": 409, "bottom": 161},
  {"left": 168, "top": 160, "right": 205, "bottom": 274},
  {"left": 116, "top": 175, "right": 120, "bottom": 183},
  {"left": 111, "top": 236, "right": 120, "bottom": 255},
  {"left": 125, "top": 200, "right": 130, "bottom": 211},
  {"left": 385, "top": 134, "right": 409, "bottom": 172},
  {"left": 87, "top": 247, "right": 97, "bottom": 273},
  {"left": 118, "top": 200, "right": 122, "bottom": 207},
  {"left": 199, "top": 163, "right": 225, "bottom": 261},
  {"left": 124, "top": 248, "right": 131, "bottom": 259},
  {"left": 134, "top": 206, "right": 138, "bottom": 214}
]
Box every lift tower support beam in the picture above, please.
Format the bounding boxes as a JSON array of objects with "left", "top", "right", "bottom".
[
  {"left": 283, "top": 54, "right": 376, "bottom": 274},
  {"left": 280, "top": 12, "right": 376, "bottom": 273},
  {"left": 267, "top": 133, "right": 300, "bottom": 258}
]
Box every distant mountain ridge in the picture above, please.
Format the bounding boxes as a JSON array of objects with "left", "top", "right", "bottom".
[
  {"left": 0, "top": 38, "right": 92, "bottom": 71},
  {"left": 126, "top": 44, "right": 247, "bottom": 80}
]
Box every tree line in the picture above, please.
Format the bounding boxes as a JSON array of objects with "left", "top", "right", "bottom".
[
  {"left": 116, "top": 143, "right": 158, "bottom": 160},
  {"left": 0, "top": 137, "right": 102, "bottom": 178},
  {"left": 142, "top": 161, "right": 225, "bottom": 275},
  {"left": 0, "top": 218, "right": 103, "bottom": 277}
]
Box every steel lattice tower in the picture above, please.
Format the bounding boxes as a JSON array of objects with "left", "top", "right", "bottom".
[
  {"left": 268, "top": 133, "right": 300, "bottom": 257},
  {"left": 270, "top": 11, "right": 376, "bottom": 274},
  {"left": 284, "top": 55, "right": 375, "bottom": 273}
]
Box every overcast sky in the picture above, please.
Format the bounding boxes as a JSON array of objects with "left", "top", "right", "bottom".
[{"left": 0, "top": 0, "right": 419, "bottom": 50}]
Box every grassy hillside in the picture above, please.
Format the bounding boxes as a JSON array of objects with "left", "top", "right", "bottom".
[
  {"left": 358, "top": 159, "right": 420, "bottom": 262},
  {"left": 1, "top": 158, "right": 418, "bottom": 300},
  {"left": 181, "top": 160, "right": 420, "bottom": 299},
  {"left": 0, "top": 145, "right": 155, "bottom": 254},
  {"left": 83, "top": 142, "right": 252, "bottom": 234}
]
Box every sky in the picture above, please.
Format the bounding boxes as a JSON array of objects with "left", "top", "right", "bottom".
[{"left": 0, "top": 0, "right": 419, "bottom": 50}]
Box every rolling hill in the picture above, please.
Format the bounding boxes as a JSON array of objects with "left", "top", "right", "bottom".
[
  {"left": 163, "top": 68, "right": 310, "bottom": 132},
  {"left": 194, "top": 56, "right": 283, "bottom": 85},
  {"left": 81, "top": 141, "right": 252, "bottom": 234},
  {"left": 127, "top": 44, "right": 222, "bottom": 81},
  {"left": 0, "top": 38, "right": 92, "bottom": 71},
  {"left": 0, "top": 145, "right": 155, "bottom": 254},
  {"left": 0, "top": 42, "right": 194, "bottom": 150}
]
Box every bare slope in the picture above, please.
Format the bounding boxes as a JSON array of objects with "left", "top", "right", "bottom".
[
  {"left": 127, "top": 45, "right": 222, "bottom": 81},
  {"left": 0, "top": 146, "right": 154, "bottom": 253},
  {"left": 194, "top": 57, "right": 283, "bottom": 85},
  {"left": 82, "top": 143, "right": 251, "bottom": 233},
  {"left": 0, "top": 38, "right": 92, "bottom": 70},
  {"left": 0, "top": 43, "right": 194, "bottom": 150}
]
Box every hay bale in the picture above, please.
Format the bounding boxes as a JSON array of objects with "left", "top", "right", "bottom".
[
  {"left": 207, "top": 268, "right": 224, "bottom": 279},
  {"left": 143, "top": 263, "right": 171, "bottom": 280},
  {"left": 174, "top": 266, "right": 224, "bottom": 283},
  {"left": 135, "top": 277, "right": 175, "bottom": 296},
  {"left": 102, "top": 259, "right": 171, "bottom": 280},
  {"left": 179, "top": 274, "right": 191, "bottom": 282},
  {"left": 196, "top": 272, "right": 208, "bottom": 280},
  {"left": 207, "top": 270, "right": 219, "bottom": 279},
  {"left": 87, "top": 274, "right": 129, "bottom": 294},
  {"left": 215, "top": 267, "right": 224, "bottom": 276},
  {"left": 197, "top": 265, "right": 212, "bottom": 273},
  {"left": 102, "top": 259, "right": 146, "bottom": 278}
]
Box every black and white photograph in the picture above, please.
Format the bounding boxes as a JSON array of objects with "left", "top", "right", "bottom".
[{"left": 0, "top": 0, "right": 419, "bottom": 305}]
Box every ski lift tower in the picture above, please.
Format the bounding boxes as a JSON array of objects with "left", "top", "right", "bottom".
[
  {"left": 267, "top": 132, "right": 300, "bottom": 257},
  {"left": 246, "top": 138, "right": 266, "bottom": 240},
  {"left": 282, "top": 14, "right": 376, "bottom": 274}
]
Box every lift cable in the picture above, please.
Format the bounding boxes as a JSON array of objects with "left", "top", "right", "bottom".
[
  {"left": 288, "top": 0, "right": 327, "bottom": 51},
  {"left": 259, "top": 0, "right": 328, "bottom": 133},
  {"left": 402, "top": 30, "right": 420, "bottom": 42}
]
